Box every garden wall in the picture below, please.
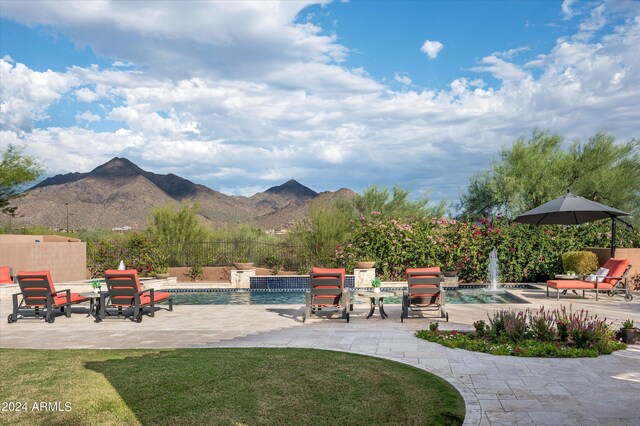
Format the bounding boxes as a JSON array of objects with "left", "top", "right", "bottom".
[{"left": 0, "top": 234, "right": 86, "bottom": 282}]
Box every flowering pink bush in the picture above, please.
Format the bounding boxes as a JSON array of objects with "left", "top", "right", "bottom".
[{"left": 339, "top": 214, "right": 622, "bottom": 282}]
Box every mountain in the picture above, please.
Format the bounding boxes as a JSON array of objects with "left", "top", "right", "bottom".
[{"left": 10, "top": 158, "right": 353, "bottom": 231}]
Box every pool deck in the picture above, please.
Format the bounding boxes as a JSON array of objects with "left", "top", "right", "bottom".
[{"left": 1, "top": 286, "right": 639, "bottom": 425}]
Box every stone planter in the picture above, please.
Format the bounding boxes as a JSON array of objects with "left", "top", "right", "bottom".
[
  {"left": 155, "top": 273, "right": 170, "bottom": 279},
  {"left": 233, "top": 262, "right": 254, "bottom": 270},
  {"left": 443, "top": 270, "right": 458, "bottom": 277},
  {"left": 355, "top": 261, "right": 375, "bottom": 269},
  {"left": 620, "top": 328, "right": 637, "bottom": 344}
]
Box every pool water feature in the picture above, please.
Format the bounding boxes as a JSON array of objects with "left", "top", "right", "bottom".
[{"left": 167, "top": 288, "right": 528, "bottom": 305}]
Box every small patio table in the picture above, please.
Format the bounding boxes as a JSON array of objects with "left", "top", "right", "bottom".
[
  {"left": 356, "top": 291, "right": 396, "bottom": 319},
  {"left": 80, "top": 291, "right": 106, "bottom": 322}
]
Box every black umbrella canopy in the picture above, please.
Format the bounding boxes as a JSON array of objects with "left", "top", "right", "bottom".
[
  {"left": 513, "top": 192, "right": 631, "bottom": 257},
  {"left": 513, "top": 193, "right": 630, "bottom": 225}
]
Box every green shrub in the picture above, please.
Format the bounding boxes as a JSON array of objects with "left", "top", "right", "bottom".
[
  {"left": 562, "top": 251, "right": 599, "bottom": 275},
  {"left": 473, "top": 320, "right": 487, "bottom": 337},
  {"left": 87, "top": 233, "right": 167, "bottom": 278},
  {"left": 185, "top": 262, "right": 203, "bottom": 282}
]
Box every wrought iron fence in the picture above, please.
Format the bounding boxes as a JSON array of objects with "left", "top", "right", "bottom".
[{"left": 161, "top": 240, "right": 313, "bottom": 271}]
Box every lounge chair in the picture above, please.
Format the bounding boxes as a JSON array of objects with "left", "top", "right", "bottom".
[
  {"left": 8, "top": 271, "right": 89, "bottom": 323},
  {"left": 0, "top": 266, "right": 13, "bottom": 284},
  {"left": 401, "top": 267, "right": 448, "bottom": 322},
  {"left": 546, "top": 258, "right": 633, "bottom": 301},
  {"left": 303, "top": 267, "right": 350, "bottom": 323},
  {"left": 101, "top": 269, "right": 173, "bottom": 322}
]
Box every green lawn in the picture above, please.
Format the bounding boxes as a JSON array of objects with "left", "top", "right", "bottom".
[{"left": 0, "top": 348, "right": 464, "bottom": 425}]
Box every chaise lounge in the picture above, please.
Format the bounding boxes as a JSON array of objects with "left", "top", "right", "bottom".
[
  {"left": 101, "top": 269, "right": 173, "bottom": 322},
  {"left": 8, "top": 271, "right": 89, "bottom": 323},
  {"left": 546, "top": 258, "right": 633, "bottom": 301},
  {"left": 401, "top": 267, "right": 448, "bottom": 322},
  {"left": 303, "top": 267, "right": 350, "bottom": 323}
]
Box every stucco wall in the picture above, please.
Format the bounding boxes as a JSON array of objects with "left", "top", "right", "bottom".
[{"left": 0, "top": 234, "right": 86, "bottom": 282}]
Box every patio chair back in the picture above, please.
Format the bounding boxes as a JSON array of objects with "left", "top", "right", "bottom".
[
  {"left": 16, "top": 271, "right": 56, "bottom": 307},
  {"left": 601, "top": 258, "right": 631, "bottom": 285},
  {"left": 104, "top": 269, "right": 142, "bottom": 307},
  {"left": 310, "top": 268, "right": 345, "bottom": 307},
  {"left": 406, "top": 269, "right": 442, "bottom": 306}
]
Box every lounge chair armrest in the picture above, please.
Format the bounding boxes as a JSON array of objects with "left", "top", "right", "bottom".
[
  {"left": 138, "top": 288, "right": 153, "bottom": 295},
  {"left": 50, "top": 289, "right": 69, "bottom": 297}
]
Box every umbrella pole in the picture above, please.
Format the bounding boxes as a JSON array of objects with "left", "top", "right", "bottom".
[{"left": 610, "top": 218, "right": 616, "bottom": 258}]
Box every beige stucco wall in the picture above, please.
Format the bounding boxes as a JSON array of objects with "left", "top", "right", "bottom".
[{"left": 0, "top": 234, "right": 86, "bottom": 282}]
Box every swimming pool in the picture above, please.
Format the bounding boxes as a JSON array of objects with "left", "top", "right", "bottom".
[{"left": 167, "top": 288, "right": 528, "bottom": 305}]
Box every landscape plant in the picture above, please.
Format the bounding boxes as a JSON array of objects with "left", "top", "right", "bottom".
[
  {"left": 562, "top": 251, "right": 599, "bottom": 275},
  {"left": 0, "top": 144, "right": 42, "bottom": 216},
  {"left": 87, "top": 233, "right": 167, "bottom": 278},
  {"left": 417, "top": 305, "right": 625, "bottom": 358}
]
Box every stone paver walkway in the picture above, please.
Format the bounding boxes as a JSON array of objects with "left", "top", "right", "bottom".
[{"left": 1, "top": 289, "right": 639, "bottom": 425}]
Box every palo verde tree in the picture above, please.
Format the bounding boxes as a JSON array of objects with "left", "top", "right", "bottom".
[
  {"left": 460, "top": 130, "right": 640, "bottom": 221},
  {"left": 344, "top": 185, "right": 447, "bottom": 220},
  {"left": 0, "top": 144, "right": 42, "bottom": 216},
  {"left": 147, "top": 201, "right": 208, "bottom": 245}
]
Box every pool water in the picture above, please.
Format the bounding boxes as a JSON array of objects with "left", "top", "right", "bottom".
[{"left": 168, "top": 289, "right": 527, "bottom": 305}]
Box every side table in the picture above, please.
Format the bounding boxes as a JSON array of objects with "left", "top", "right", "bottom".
[
  {"left": 356, "top": 291, "right": 395, "bottom": 319},
  {"left": 80, "top": 291, "right": 106, "bottom": 322}
]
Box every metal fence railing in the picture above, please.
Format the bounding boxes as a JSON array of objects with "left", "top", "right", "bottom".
[{"left": 161, "top": 240, "right": 312, "bottom": 271}]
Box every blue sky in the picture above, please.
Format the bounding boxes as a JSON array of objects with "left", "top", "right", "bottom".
[{"left": 1, "top": 0, "right": 639, "bottom": 206}]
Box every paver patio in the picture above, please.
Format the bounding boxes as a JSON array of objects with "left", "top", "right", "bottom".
[{"left": 1, "top": 286, "right": 639, "bottom": 425}]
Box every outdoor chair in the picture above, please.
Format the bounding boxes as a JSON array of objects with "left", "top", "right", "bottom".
[
  {"left": 8, "top": 271, "right": 89, "bottom": 323},
  {"left": 401, "top": 267, "right": 448, "bottom": 322},
  {"left": 303, "top": 267, "right": 350, "bottom": 323},
  {"left": 0, "top": 266, "right": 13, "bottom": 284},
  {"left": 101, "top": 269, "right": 173, "bottom": 322},
  {"left": 546, "top": 258, "right": 633, "bottom": 301}
]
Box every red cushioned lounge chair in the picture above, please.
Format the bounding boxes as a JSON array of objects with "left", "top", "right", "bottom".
[
  {"left": 546, "top": 258, "right": 633, "bottom": 301},
  {"left": 8, "top": 271, "right": 89, "bottom": 323},
  {"left": 101, "top": 269, "right": 173, "bottom": 322},
  {"left": 401, "top": 267, "right": 448, "bottom": 322},
  {"left": 0, "top": 266, "right": 13, "bottom": 284},
  {"left": 303, "top": 267, "right": 350, "bottom": 323}
]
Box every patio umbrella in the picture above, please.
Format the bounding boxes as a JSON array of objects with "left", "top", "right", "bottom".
[{"left": 513, "top": 192, "right": 631, "bottom": 257}]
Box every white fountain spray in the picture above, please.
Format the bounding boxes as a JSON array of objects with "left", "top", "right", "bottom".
[{"left": 487, "top": 248, "right": 499, "bottom": 291}]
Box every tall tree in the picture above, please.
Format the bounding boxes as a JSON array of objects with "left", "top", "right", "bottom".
[
  {"left": 0, "top": 145, "right": 43, "bottom": 215},
  {"left": 460, "top": 130, "right": 640, "bottom": 220},
  {"left": 346, "top": 185, "right": 446, "bottom": 219},
  {"left": 147, "top": 202, "right": 207, "bottom": 245}
]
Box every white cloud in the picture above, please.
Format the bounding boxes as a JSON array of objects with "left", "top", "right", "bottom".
[
  {"left": 420, "top": 40, "right": 443, "bottom": 59},
  {"left": 0, "top": 0, "right": 638, "bottom": 201},
  {"left": 0, "top": 58, "right": 81, "bottom": 131},
  {"left": 75, "top": 111, "right": 100, "bottom": 122},
  {"left": 75, "top": 87, "right": 99, "bottom": 102},
  {"left": 394, "top": 73, "right": 412, "bottom": 85},
  {"left": 561, "top": 0, "right": 577, "bottom": 20},
  {"left": 470, "top": 55, "right": 530, "bottom": 81}
]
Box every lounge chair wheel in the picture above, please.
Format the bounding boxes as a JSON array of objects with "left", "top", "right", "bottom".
[
  {"left": 625, "top": 294, "right": 633, "bottom": 302},
  {"left": 47, "top": 315, "right": 55, "bottom": 323},
  {"left": 7, "top": 315, "right": 15, "bottom": 324},
  {"left": 607, "top": 290, "right": 614, "bottom": 297},
  {"left": 346, "top": 313, "right": 350, "bottom": 323},
  {"left": 445, "top": 312, "right": 449, "bottom": 322},
  {"left": 134, "top": 314, "right": 143, "bottom": 323}
]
